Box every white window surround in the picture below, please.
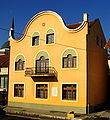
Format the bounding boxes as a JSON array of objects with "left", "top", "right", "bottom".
[
  {"left": 61, "top": 83, "right": 78, "bottom": 102},
  {"left": 34, "top": 83, "right": 49, "bottom": 100},
  {"left": 13, "top": 82, "right": 25, "bottom": 99}
]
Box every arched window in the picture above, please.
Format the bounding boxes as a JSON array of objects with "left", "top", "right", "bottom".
[
  {"left": 15, "top": 55, "right": 25, "bottom": 70},
  {"left": 62, "top": 49, "right": 77, "bottom": 68},
  {"left": 32, "top": 32, "right": 39, "bottom": 46},
  {"left": 35, "top": 51, "right": 49, "bottom": 73},
  {"left": 46, "top": 29, "right": 54, "bottom": 44}
]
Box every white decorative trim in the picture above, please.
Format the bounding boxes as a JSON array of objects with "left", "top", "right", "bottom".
[{"left": 10, "top": 11, "right": 87, "bottom": 42}]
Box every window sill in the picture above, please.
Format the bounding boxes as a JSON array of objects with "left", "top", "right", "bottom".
[
  {"left": 14, "top": 70, "right": 24, "bottom": 72},
  {"left": 31, "top": 45, "right": 40, "bottom": 47},
  {"left": 61, "top": 67, "right": 78, "bottom": 70},
  {"left": 45, "top": 43, "right": 55, "bottom": 45},
  {"left": 13, "top": 97, "right": 25, "bottom": 99},
  {"left": 61, "top": 99, "right": 78, "bottom": 102},
  {"left": 34, "top": 98, "right": 48, "bottom": 100}
]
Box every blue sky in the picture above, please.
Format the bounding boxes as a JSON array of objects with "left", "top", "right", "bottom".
[{"left": 0, "top": 0, "right": 110, "bottom": 47}]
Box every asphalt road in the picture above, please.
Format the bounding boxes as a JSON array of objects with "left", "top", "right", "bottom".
[
  {"left": 0, "top": 114, "right": 60, "bottom": 120},
  {"left": 0, "top": 115, "right": 38, "bottom": 120}
]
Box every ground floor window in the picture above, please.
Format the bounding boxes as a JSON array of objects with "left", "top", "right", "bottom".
[
  {"left": 36, "top": 84, "right": 48, "bottom": 99},
  {"left": 62, "top": 84, "right": 77, "bottom": 100},
  {"left": 0, "top": 76, "right": 8, "bottom": 89},
  {"left": 14, "top": 84, "right": 24, "bottom": 97}
]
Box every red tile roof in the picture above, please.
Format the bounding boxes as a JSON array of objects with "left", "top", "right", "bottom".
[
  {"left": 67, "top": 22, "right": 82, "bottom": 29},
  {"left": 105, "top": 39, "right": 110, "bottom": 48},
  {"left": 67, "top": 21, "right": 94, "bottom": 29},
  {"left": 0, "top": 55, "right": 9, "bottom": 67}
]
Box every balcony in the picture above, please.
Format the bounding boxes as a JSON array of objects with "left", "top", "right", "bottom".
[{"left": 25, "top": 67, "right": 57, "bottom": 77}]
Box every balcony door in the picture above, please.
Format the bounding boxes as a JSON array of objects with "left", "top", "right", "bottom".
[{"left": 36, "top": 56, "right": 49, "bottom": 74}]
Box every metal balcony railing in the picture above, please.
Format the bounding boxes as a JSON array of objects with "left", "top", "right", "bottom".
[{"left": 25, "top": 67, "right": 57, "bottom": 77}]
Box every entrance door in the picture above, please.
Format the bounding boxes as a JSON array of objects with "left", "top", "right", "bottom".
[{"left": 36, "top": 56, "right": 49, "bottom": 74}]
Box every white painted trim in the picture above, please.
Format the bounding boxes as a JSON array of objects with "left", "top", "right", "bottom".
[
  {"left": 28, "top": 11, "right": 86, "bottom": 32},
  {"left": 61, "top": 83, "right": 78, "bottom": 102},
  {"left": 61, "top": 48, "right": 78, "bottom": 69},
  {"left": 14, "top": 70, "right": 25, "bottom": 73},
  {"left": 10, "top": 11, "right": 87, "bottom": 42},
  {"left": 13, "top": 82, "right": 25, "bottom": 99},
  {"left": 34, "top": 82, "right": 49, "bottom": 100}
]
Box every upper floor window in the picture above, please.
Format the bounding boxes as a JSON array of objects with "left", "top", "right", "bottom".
[
  {"left": 36, "top": 56, "right": 49, "bottom": 73},
  {"left": 46, "top": 29, "right": 54, "bottom": 44},
  {"left": 32, "top": 32, "right": 39, "bottom": 46},
  {"left": 96, "top": 36, "right": 100, "bottom": 46},
  {"left": 96, "top": 35, "right": 103, "bottom": 48},
  {"left": 62, "top": 49, "right": 77, "bottom": 68},
  {"left": 15, "top": 55, "right": 25, "bottom": 71},
  {"left": 35, "top": 51, "right": 49, "bottom": 74},
  {"left": 63, "top": 54, "right": 76, "bottom": 68},
  {"left": 0, "top": 76, "right": 8, "bottom": 89}
]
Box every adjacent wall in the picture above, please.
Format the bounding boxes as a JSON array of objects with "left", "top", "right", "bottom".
[{"left": 87, "top": 19, "right": 108, "bottom": 112}]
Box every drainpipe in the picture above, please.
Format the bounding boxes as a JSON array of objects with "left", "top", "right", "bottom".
[{"left": 83, "top": 13, "right": 89, "bottom": 114}]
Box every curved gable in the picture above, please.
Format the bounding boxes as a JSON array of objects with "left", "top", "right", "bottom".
[{"left": 10, "top": 11, "right": 88, "bottom": 42}]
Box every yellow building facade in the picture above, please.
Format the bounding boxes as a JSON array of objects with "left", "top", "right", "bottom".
[{"left": 8, "top": 11, "right": 108, "bottom": 114}]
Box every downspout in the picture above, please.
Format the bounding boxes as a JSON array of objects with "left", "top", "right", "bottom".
[
  {"left": 83, "top": 13, "right": 89, "bottom": 114},
  {"left": 86, "top": 33, "right": 89, "bottom": 114}
]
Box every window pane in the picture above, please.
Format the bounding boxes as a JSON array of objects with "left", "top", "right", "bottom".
[
  {"left": 68, "top": 58, "right": 72, "bottom": 68},
  {"left": 62, "top": 84, "right": 77, "bottom": 100},
  {"left": 46, "top": 59, "right": 49, "bottom": 73},
  {"left": 4, "top": 76, "right": 8, "bottom": 88},
  {"left": 51, "top": 34, "right": 54, "bottom": 43},
  {"left": 63, "top": 55, "right": 77, "bottom": 68},
  {"left": 36, "top": 60, "right": 40, "bottom": 73},
  {"left": 0, "top": 76, "right": 4, "bottom": 88},
  {"left": 36, "top": 84, "right": 48, "bottom": 99},
  {"left": 73, "top": 57, "right": 77, "bottom": 68},
  {"left": 46, "top": 33, "right": 54, "bottom": 44},
  {"left": 48, "top": 35, "right": 51, "bottom": 44},
  {"left": 36, "top": 58, "right": 49, "bottom": 73},
  {"left": 41, "top": 61, "right": 45, "bottom": 73},
  {"left": 15, "top": 59, "right": 25, "bottom": 71},
  {"left": 32, "top": 36, "right": 39, "bottom": 46},
  {"left": 63, "top": 58, "right": 67, "bottom": 68},
  {"left": 14, "top": 84, "right": 24, "bottom": 97},
  {"left": 19, "top": 62, "right": 23, "bottom": 70}
]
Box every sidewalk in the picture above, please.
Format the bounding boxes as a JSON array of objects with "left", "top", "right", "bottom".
[
  {"left": 3, "top": 105, "right": 110, "bottom": 120},
  {"left": 4, "top": 106, "right": 69, "bottom": 119}
]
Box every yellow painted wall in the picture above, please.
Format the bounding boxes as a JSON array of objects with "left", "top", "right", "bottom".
[
  {"left": 8, "top": 11, "right": 88, "bottom": 109},
  {"left": 8, "top": 11, "right": 108, "bottom": 113},
  {"left": 87, "top": 19, "right": 108, "bottom": 106}
]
